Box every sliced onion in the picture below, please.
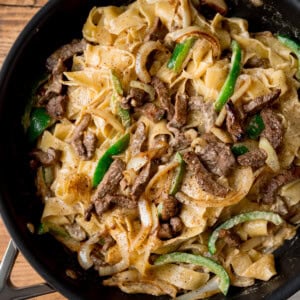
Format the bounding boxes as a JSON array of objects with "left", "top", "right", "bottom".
[
  {"left": 259, "top": 137, "right": 280, "bottom": 172},
  {"left": 78, "top": 243, "right": 94, "bottom": 270},
  {"left": 130, "top": 80, "right": 156, "bottom": 101},
  {"left": 136, "top": 41, "right": 164, "bottom": 83},
  {"left": 127, "top": 154, "right": 149, "bottom": 172}
]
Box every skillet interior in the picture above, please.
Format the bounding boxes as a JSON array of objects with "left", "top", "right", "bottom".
[{"left": 0, "top": 0, "right": 300, "bottom": 299}]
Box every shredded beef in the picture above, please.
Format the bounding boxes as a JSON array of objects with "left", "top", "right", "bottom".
[
  {"left": 242, "top": 89, "right": 281, "bottom": 115},
  {"left": 131, "top": 122, "right": 147, "bottom": 156},
  {"left": 226, "top": 100, "right": 244, "bottom": 142},
  {"left": 46, "top": 95, "right": 68, "bottom": 119},
  {"left": 183, "top": 151, "right": 229, "bottom": 197},
  {"left": 237, "top": 148, "right": 267, "bottom": 168},
  {"left": 160, "top": 195, "right": 180, "bottom": 221},
  {"left": 30, "top": 147, "right": 61, "bottom": 166},
  {"left": 260, "top": 108, "right": 283, "bottom": 149},
  {"left": 218, "top": 229, "right": 241, "bottom": 248},
  {"left": 144, "top": 17, "right": 168, "bottom": 42},
  {"left": 168, "top": 94, "right": 188, "bottom": 128},
  {"left": 131, "top": 161, "right": 158, "bottom": 200},
  {"left": 262, "top": 167, "right": 300, "bottom": 204},
  {"left": 64, "top": 223, "right": 86, "bottom": 242},
  {"left": 151, "top": 76, "right": 174, "bottom": 120},
  {"left": 195, "top": 134, "right": 236, "bottom": 177},
  {"left": 135, "top": 102, "right": 165, "bottom": 122}
]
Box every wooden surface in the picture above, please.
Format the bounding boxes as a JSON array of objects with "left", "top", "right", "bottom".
[{"left": 0, "top": 2, "right": 65, "bottom": 299}]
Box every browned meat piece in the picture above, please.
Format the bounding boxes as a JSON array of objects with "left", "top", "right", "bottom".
[
  {"left": 242, "top": 89, "right": 281, "bottom": 115},
  {"left": 189, "top": 96, "right": 216, "bottom": 133},
  {"left": 144, "top": 17, "right": 168, "bottom": 42},
  {"left": 195, "top": 134, "right": 236, "bottom": 177},
  {"left": 92, "top": 159, "right": 126, "bottom": 201},
  {"left": 160, "top": 195, "right": 180, "bottom": 221},
  {"left": 84, "top": 203, "right": 94, "bottom": 221},
  {"left": 64, "top": 223, "right": 86, "bottom": 242},
  {"left": 244, "top": 56, "right": 269, "bottom": 68},
  {"left": 168, "top": 94, "right": 188, "bottom": 128},
  {"left": 157, "top": 223, "right": 173, "bottom": 240},
  {"left": 46, "top": 39, "right": 87, "bottom": 72},
  {"left": 46, "top": 95, "right": 68, "bottom": 119},
  {"left": 131, "top": 161, "right": 158, "bottom": 200},
  {"left": 170, "top": 217, "right": 183, "bottom": 235},
  {"left": 135, "top": 103, "right": 165, "bottom": 122},
  {"left": 237, "top": 148, "right": 267, "bottom": 168},
  {"left": 218, "top": 229, "right": 241, "bottom": 248},
  {"left": 131, "top": 122, "right": 147, "bottom": 156},
  {"left": 260, "top": 108, "right": 283, "bottom": 149},
  {"left": 167, "top": 125, "right": 190, "bottom": 151},
  {"left": 151, "top": 76, "right": 174, "bottom": 120},
  {"left": 200, "top": 0, "right": 228, "bottom": 15},
  {"left": 262, "top": 167, "right": 300, "bottom": 204},
  {"left": 122, "top": 87, "right": 146, "bottom": 109},
  {"left": 183, "top": 151, "right": 229, "bottom": 197},
  {"left": 72, "top": 114, "right": 91, "bottom": 140},
  {"left": 83, "top": 131, "right": 97, "bottom": 160},
  {"left": 94, "top": 196, "right": 111, "bottom": 215},
  {"left": 225, "top": 100, "right": 244, "bottom": 142},
  {"left": 30, "top": 147, "right": 61, "bottom": 166}
]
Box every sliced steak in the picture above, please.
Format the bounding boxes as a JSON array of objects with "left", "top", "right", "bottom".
[
  {"left": 160, "top": 195, "right": 180, "bottom": 221},
  {"left": 167, "top": 125, "right": 191, "bottom": 151},
  {"left": 83, "top": 131, "right": 97, "bottom": 160},
  {"left": 46, "top": 39, "right": 87, "bottom": 72},
  {"left": 225, "top": 100, "right": 244, "bottom": 142},
  {"left": 189, "top": 96, "right": 216, "bottom": 132},
  {"left": 122, "top": 87, "right": 146, "bottom": 109},
  {"left": 92, "top": 159, "right": 126, "bottom": 201},
  {"left": 262, "top": 167, "right": 300, "bottom": 204},
  {"left": 64, "top": 223, "right": 86, "bottom": 242},
  {"left": 30, "top": 147, "right": 62, "bottom": 166},
  {"left": 157, "top": 223, "right": 173, "bottom": 240},
  {"left": 260, "top": 108, "right": 283, "bottom": 149},
  {"left": 183, "top": 151, "right": 229, "bottom": 197},
  {"left": 195, "top": 134, "right": 236, "bottom": 177},
  {"left": 242, "top": 89, "right": 281, "bottom": 115},
  {"left": 46, "top": 95, "right": 68, "bottom": 119},
  {"left": 237, "top": 148, "right": 267, "bottom": 168},
  {"left": 144, "top": 17, "right": 168, "bottom": 42},
  {"left": 151, "top": 76, "right": 174, "bottom": 120},
  {"left": 131, "top": 161, "right": 158, "bottom": 200},
  {"left": 135, "top": 103, "right": 165, "bottom": 122},
  {"left": 131, "top": 122, "right": 147, "bottom": 156},
  {"left": 218, "top": 229, "right": 241, "bottom": 248},
  {"left": 168, "top": 94, "right": 188, "bottom": 128}
]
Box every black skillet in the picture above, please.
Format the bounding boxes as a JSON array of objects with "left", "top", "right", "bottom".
[{"left": 0, "top": 0, "right": 300, "bottom": 299}]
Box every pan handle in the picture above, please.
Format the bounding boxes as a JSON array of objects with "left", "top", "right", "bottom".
[{"left": 0, "top": 240, "right": 55, "bottom": 300}]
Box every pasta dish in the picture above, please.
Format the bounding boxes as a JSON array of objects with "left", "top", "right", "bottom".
[{"left": 25, "top": 0, "right": 300, "bottom": 298}]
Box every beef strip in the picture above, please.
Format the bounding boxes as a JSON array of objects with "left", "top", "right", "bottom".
[
  {"left": 135, "top": 102, "right": 165, "bottom": 122},
  {"left": 195, "top": 134, "right": 236, "bottom": 177},
  {"left": 83, "top": 131, "right": 97, "bottom": 160},
  {"left": 131, "top": 122, "right": 147, "bottom": 156},
  {"left": 30, "top": 147, "right": 62, "bottom": 166},
  {"left": 122, "top": 87, "right": 146, "bottom": 109},
  {"left": 168, "top": 94, "right": 188, "bottom": 128},
  {"left": 237, "top": 148, "right": 267, "bottom": 168},
  {"left": 160, "top": 195, "right": 180, "bottom": 221},
  {"left": 262, "top": 167, "right": 300, "bottom": 204},
  {"left": 260, "top": 108, "right": 283, "bottom": 149},
  {"left": 218, "top": 229, "right": 241, "bottom": 248},
  {"left": 46, "top": 39, "right": 87, "bottom": 72},
  {"left": 144, "top": 17, "right": 168, "bottom": 42},
  {"left": 72, "top": 114, "right": 91, "bottom": 140},
  {"left": 157, "top": 223, "right": 173, "bottom": 240},
  {"left": 46, "top": 95, "right": 68, "bottom": 119},
  {"left": 244, "top": 56, "right": 269, "bottom": 69},
  {"left": 200, "top": 0, "right": 228, "bottom": 15},
  {"left": 189, "top": 96, "right": 216, "bottom": 132},
  {"left": 225, "top": 100, "right": 244, "bottom": 142},
  {"left": 242, "top": 89, "right": 281, "bottom": 115},
  {"left": 131, "top": 161, "right": 158, "bottom": 200},
  {"left": 92, "top": 158, "right": 126, "bottom": 201},
  {"left": 64, "top": 223, "right": 86, "bottom": 242},
  {"left": 151, "top": 76, "right": 174, "bottom": 120},
  {"left": 183, "top": 151, "right": 229, "bottom": 197},
  {"left": 167, "top": 124, "right": 191, "bottom": 151}
]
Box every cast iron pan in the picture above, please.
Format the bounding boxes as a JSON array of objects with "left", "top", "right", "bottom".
[{"left": 0, "top": 0, "right": 300, "bottom": 299}]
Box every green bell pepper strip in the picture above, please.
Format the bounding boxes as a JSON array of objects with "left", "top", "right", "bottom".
[
  {"left": 27, "top": 108, "right": 52, "bottom": 143},
  {"left": 208, "top": 211, "right": 283, "bottom": 255},
  {"left": 110, "top": 70, "right": 131, "bottom": 128},
  {"left": 277, "top": 35, "right": 300, "bottom": 80},
  {"left": 246, "top": 114, "right": 265, "bottom": 139},
  {"left": 92, "top": 133, "right": 130, "bottom": 187},
  {"left": 38, "top": 222, "right": 69, "bottom": 238},
  {"left": 231, "top": 145, "right": 249, "bottom": 157},
  {"left": 167, "top": 37, "right": 196, "bottom": 73},
  {"left": 169, "top": 152, "right": 185, "bottom": 195},
  {"left": 214, "top": 40, "right": 242, "bottom": 112},
  {"left": 154, "top": 252, "right": 230, "bottom": 296}
]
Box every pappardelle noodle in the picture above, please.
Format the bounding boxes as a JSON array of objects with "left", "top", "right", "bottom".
[{"left": 26, "top": 0, "right": 300, "bottom": 298}]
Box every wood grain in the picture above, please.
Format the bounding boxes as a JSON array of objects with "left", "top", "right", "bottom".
[{"left": 0, "top": 3, "right": 65, "bottom": 299}]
